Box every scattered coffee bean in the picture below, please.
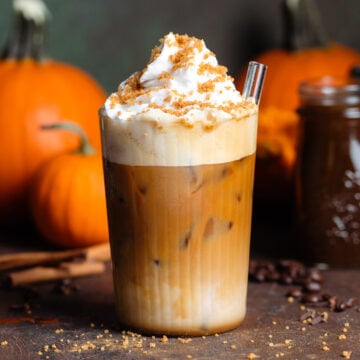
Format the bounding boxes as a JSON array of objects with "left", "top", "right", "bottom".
[
  {"left": 286, "top": 288, "right": 302, "bottom": 298},
  {"left": 252, "top": 268, "right": 267, "bottom": 283},
  {"left": 301, "top": 293, "right": 323, "bottom": 304},
  {"left": 303, "top": 281, "right": 322, "bottom": 293},
  {"left": 335, "top": 300, "right": 347, "bottom": 313},
  {"left": 307, "top": 269, "right": 324, "bottom": 283},
  {"left": 266, "top": 271, "right": 280, "bottom": 282},
  {"left": 249, "top": 259, "right": 322, "bottom": 287},
  {"left": 321, "top": 293, "right": 332, "bottom": 301},
  {"left": 345, "top": 297, "right": 358, "bottom": 308},
  {"left": 279, "top": 274, "right": 293, "bottom": 285},
  {"left": 328, "top": 296, "right": 337, "bottom": 311},
  {"left": 249, "top": 259, "right": 357, "bottom": 316}
]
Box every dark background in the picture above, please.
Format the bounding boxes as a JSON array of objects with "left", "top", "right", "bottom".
[{"left": 0, "top": 0, "right": 359, "bottom": 93}]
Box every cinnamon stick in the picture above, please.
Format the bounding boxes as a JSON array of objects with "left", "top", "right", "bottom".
[
  {"left": 0, "top": 243, "right": 111, "bottom": 271},
  {"left": 7, "top": 260, "right": 106, "bottom": 287}
]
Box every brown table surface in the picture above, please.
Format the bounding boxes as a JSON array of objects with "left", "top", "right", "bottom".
[{"left": 0, "top": 225, "right": 359, "bottom": 360}]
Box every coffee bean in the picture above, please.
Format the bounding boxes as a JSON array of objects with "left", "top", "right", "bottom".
[
  {"left": 249, "top": 260, "right": 258, "bottom": 275},
  {"left": 321, "top": 293, "right": 332, "bottom": 301},
  {"left": 335, "top": 301, "right": 347, "bottom": 312},
  {"left": 293, "top": 277, "right": 308, "bottom": 286},
  {"left": 327, "top": 296, "right": 337, "bottom": 311},
  {"left": 253, "top": 268, "right": 267, "bottom": 283},
  {"left": 249, "top": 258, "right": 355, "bottom": 315},
  {"left": 301, "top": 293, "right": 322, "bottom": 304},
  {"left": 287, "top": 288, "right": 302, "bottom": 298},
  {"left": 266, "top": 271, "right": 280, "bottom": 282},
  {"left": 257, "top": 260, "right": 276, "bottom": 272},
  {"left": 303, "top": 281, "right": 322, "bottom": 293},
  {"left": 345, "top": 297, "right": 358, "bottom": 308},
  {"left": 307, "top": 269, "right": 324, "bottom": 283}
]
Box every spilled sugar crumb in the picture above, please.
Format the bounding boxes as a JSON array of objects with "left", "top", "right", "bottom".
[
  {"left": 342, "top": 350, "right": 352, "bottom": 359},
  {"left": 177, "top": 338, "right": 192, "bottom": 344}
]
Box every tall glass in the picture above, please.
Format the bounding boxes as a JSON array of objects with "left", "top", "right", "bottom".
[{"left": 100, "top": 62, "right": 266, "bottom": 336}]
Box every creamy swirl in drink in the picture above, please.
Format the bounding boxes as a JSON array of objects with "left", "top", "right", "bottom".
[{"left": 100, "top": 33, "right": 259, "bottom": 335}]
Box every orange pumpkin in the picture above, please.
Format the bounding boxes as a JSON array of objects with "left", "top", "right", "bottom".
[
  {"left": 0, "top": 0, "right": 106, "bottom": 223},
  {"left": 236, "top": 0, "right": 360, "bottom": 203},
  {"left": 29, "top": 122, "right": 108, "bottom": 249}
]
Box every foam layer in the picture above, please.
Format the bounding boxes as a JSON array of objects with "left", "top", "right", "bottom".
[{"left": 101, "top": 32, "right": 258, "bottom": 166}]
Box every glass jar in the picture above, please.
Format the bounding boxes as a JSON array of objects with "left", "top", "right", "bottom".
[{"left": 296, "top": 76, "right": 360, "bottom": 267}]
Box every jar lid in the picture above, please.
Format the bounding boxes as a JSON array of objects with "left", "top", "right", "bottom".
[{"left": 299, "top": 76, "right": 360, "bottom": 106}]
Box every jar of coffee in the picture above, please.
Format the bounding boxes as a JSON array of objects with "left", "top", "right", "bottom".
[{"left": 296, "top": 75, "right": 360, "bottom": 267}]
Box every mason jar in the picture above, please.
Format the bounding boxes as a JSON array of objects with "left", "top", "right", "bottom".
[{"left": 296, "top": 75, "right": 360, "bottom": 267}]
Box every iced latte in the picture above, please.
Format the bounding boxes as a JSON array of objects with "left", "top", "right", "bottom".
[{"left": 100, "top": 33, "right": 264, "bottom": 335}]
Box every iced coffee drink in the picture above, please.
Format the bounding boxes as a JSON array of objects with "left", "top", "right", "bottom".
[{"left": 100, "top": 33, "right": 264, "bottom": 335}]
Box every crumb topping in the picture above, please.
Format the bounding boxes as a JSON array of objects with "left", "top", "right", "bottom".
[
  {"left": 198, "top": 80, "right": 215, "bottom": 93},
  {"left": 158, "top": 71, "right": 173, "bottom": 81},
  {"left": 107, "top": 32, "right": 254, "bottom": 125}
]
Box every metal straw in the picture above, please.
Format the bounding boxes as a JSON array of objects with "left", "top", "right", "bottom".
[{"left": 242, "top": 61, "right": 267, "bottom": 105}]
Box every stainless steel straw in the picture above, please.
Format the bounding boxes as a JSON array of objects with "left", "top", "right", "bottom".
[{"left": 242, "top": 61, "right": 267, "bottom": 105}]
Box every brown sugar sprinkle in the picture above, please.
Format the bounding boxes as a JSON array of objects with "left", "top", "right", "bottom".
[
  {"left": 172, "top": 98, "right": 199, "bottom": 110},
  {"left": 198, "top": 80, "right": 215, "bottom": 93},
  {"left": 176, "top": 118, "right": 194, "bottom": 128},
  {"left": 109, "top": 93, "right": 119, "bottom": 109},
  {"left": 118, "top": 83, "right": 147, "bottom": 106},
  {"left": 126, "top": 71, "right": 144, "bottom": 91},
  {"left": 108, "top": 33, "right": 252, "bottom": 120},
  {"left": 168, "top": 34, "right": 204, "bottom": 71},
  {"left": 197, "top": 62, "right": 227, "bottom": 77},
  {"left": 151, "top": 45, "right": 161, "bottom": 61},
  {"left": 158, "top": 71, "right": 173, "bottom": 81},
  {"left": 170, "top": 48, "right": 193, "bottom": 71},
  {"left": 148, "top": 103, "right": 187, "bottom": 119}
]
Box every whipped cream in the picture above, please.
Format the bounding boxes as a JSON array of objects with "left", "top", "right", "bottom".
[{"left": 101, "top": 32, "right": 258, "bottom": 166}]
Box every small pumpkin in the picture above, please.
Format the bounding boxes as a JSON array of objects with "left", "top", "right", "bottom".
[
  {"left": 29, "top": 122, "right": 108, "bottom": 249},
  {"left": 0, "top": 0, "right": 106, "bottom": 223},
  {"left": 236, "top": 0, "right": 360, "bottom": 203}
]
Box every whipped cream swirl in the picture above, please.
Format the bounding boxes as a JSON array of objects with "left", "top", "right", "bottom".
[
  {"left": 105, "top": 32, "right": 253, "bottom": 124},
  {"left": 101, "top": 33, "right": 258, "bottom": 166}
]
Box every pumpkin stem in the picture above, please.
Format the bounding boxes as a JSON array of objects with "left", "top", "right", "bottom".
[
  {"left": 41, "top": 122, "right": 97, "bottom": 156},
  {"left": 282, "top": 0, "right": 329, "bottom": 51},
  {"left": 1, "top": 0, "right": 50, "bottom": 60}
]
